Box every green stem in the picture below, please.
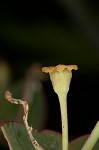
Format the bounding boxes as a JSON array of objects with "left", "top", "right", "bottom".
[
  {"left": 58, "top": 93, "right": 68, "bottom": 150},
  {"left": 81, "top": 121, "right": 99, "bottom": 150}
]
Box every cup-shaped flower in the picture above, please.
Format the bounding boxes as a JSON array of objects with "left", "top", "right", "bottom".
[{"left": 42, "top": 64, "right": 78, "bottom": 95}]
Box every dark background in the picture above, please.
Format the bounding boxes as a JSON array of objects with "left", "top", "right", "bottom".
[{"left": 0, "top": 0, "right": 99, "bottom": 149}]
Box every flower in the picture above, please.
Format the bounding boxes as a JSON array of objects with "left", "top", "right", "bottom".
[{"left": 42, "top": 64, "right": 78, "bottom": 95}]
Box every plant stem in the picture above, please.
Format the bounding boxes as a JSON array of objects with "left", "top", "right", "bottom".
[
  {"left": 58, "top": 93, "right": 68, "bottom": 150},
  {"left": 81, "top": 121, "right": 99, "bottom": 150}
]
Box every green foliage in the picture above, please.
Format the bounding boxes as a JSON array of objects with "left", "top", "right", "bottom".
[
  {"left": 1, "top": 122, "right": 99, "bottom": 150},
  {"left": 0, "top": 122, "right": 62, "bottom": 150}
]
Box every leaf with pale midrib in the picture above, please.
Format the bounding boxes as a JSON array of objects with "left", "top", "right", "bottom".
[{"left": 0, "top": 122, "right": 62, "bottom": 150}]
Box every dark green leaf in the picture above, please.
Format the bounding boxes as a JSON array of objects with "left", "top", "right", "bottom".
[{"left": 0, "top": 122, "right": 62, "bottom": 150}]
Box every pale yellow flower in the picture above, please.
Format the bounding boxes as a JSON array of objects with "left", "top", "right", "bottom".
[{"left": 42, "top": 64, "right": 78, "bottom": 95}]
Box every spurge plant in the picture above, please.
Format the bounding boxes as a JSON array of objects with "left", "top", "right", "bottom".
[{"left": 0, "top": 64, "right": 99, "bottom": 150}]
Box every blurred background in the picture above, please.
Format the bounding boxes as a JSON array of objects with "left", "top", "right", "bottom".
[{"left": 0, "top": 0, "right": 99, "bottom": 149}]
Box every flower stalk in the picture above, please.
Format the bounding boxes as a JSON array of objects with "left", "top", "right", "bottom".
[
  {"left": 42, "top": 64, "right": 78, "bottom": 150},
  {"left": 58, "top": 93, "right": 68, "bottom": 150}
]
